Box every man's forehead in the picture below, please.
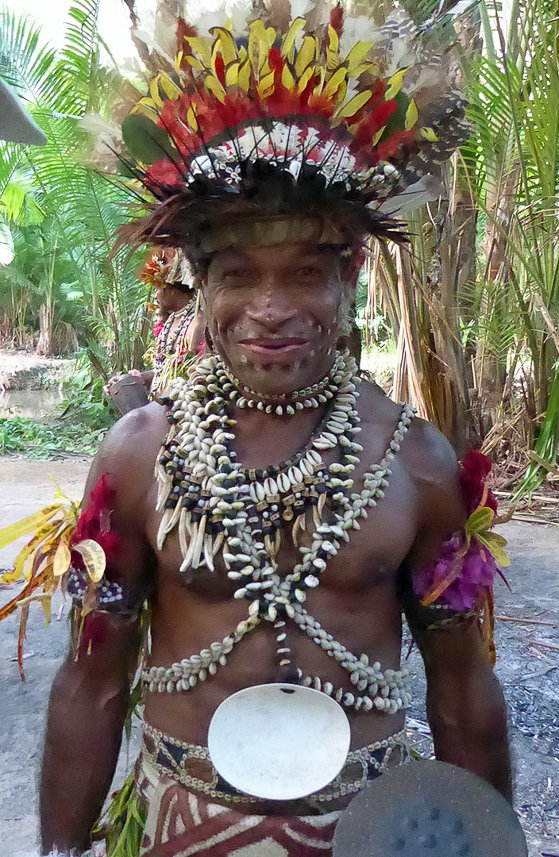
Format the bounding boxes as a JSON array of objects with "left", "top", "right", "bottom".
[{"left": 210, "top": 243, "right": 336, "bottom": 265}]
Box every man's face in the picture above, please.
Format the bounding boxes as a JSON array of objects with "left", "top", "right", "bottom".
[{"left": 203, "top": 242, "right": 350, "bottom": 396}]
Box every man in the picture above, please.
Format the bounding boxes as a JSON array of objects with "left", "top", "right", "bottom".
[
  {"left": 40, "top": 5, "right": 510, "bottom": 855},
  {"left": 105, "top": 249, "right": 205, "bottom": 406}
]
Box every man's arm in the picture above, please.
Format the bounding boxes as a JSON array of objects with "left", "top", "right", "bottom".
[
  {"left": 401, "top": 418, "right": 512, "bottom": 802},
  {"left": 40, "top": 611, "right": 143, "bottom": 853},
  {"left": 416, "top": 619, "right": 512, "bottom": 801},
  {"left": 40, "top": 408, "right": 158, "bottom": 854}
]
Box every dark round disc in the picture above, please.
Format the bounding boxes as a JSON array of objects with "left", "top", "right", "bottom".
[{"left": 333, "top": 760, "right": 527, "bottom": 857}]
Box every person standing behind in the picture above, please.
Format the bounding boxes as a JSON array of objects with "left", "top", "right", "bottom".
[{"left": 105, "top": 248, "right": 205, "bottom": 407}]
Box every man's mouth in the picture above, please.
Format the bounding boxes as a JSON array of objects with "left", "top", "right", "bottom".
[{"left": 240, "top": 338, "right": 309, "bottom": 355}]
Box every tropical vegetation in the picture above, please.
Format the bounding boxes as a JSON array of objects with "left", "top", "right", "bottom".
[{"left": 0, "top": 0, "right": 558, "bottom": 495}]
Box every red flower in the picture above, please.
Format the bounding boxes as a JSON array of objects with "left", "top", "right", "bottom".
[
  {"left": 71, "top": 474, "right": 120, "bottom": 562},
  {"left": 459, "top": 450, "right": 497, "bottom": 515}
]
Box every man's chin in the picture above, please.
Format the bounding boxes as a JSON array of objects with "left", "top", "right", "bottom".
[{"left": 225, "top": 357, "right": 316, "bottom": 397}]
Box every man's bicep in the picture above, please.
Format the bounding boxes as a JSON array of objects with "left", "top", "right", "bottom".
[{"left": 76, "top": 411, "right": 157, "bottom": 598}]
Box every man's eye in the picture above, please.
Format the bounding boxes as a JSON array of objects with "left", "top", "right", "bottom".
[
  {"left": 224, "top": 268, "right": 249, "bottom": 278},
  {"left": 297, "top": 266, "right": 321, "bottom": 277}
]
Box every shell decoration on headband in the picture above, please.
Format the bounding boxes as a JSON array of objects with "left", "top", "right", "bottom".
[{"left": 116, "top": 0, "right": 470, "bottom": 244}]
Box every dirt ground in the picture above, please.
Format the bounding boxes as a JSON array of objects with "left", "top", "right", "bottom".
[{"left": 0, "top": 458, "right": 558, "bottom": 855}]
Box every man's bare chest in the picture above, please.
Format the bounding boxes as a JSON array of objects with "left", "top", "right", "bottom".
[{"left": 148, "top": 460, "right": 419, "bottom": 600}]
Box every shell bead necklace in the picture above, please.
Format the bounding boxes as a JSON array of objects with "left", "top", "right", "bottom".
[
  {"left": 147, "top": 352, "right": 415, "bottom": 714},
  {"left": 220, "top": 353, "right": 346, "bottom": 415}
]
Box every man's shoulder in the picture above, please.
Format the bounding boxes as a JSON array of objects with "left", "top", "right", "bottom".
[
  {"left": 358, "top": 380, "right": 458, "bottom": 489},
  {"left": 103, "top": 401, "right": 169, "bottom": 465},
  {"left": 85, "top": 402, "right": 169, "bottom": 510}
]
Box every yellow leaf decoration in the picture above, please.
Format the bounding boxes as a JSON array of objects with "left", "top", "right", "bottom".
[
  {"left": 158, "top": 73, "right": 183, "bottom": 101},
  {"left": 53, "top": 542, "right": 72, "bottom": 578},
  {"left": 0, "top": 505, "right": 60, "bottom": 549},
  {"left": 212, "top": 27, "right": 238, "bottom": 66},
  {"left": 327, "top": 25, "right": 340, "bottom": 72},
  {"left": 73, "top": 539, "right": 107, "bottom": 583},
  {"left": 465, "top": 506, "right": 495, "bottom": 539},
  {"left": 185, "top": 36, "right": 213, "bottom": 68}
]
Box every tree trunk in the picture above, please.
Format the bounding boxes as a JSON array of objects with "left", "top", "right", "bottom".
[{"left": 36, "top": 302, "right": 54, "bottom": 357}]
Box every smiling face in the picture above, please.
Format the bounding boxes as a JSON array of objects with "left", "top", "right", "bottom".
[{"left": 203, "top": 242, "right": 353, "bottom": 397}]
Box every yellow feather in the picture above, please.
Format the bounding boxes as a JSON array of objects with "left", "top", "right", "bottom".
[
  {"left": 336, "top": 89, "right": 372, "bottom": 119},
  {"left": 225, "top": 60, "right": 240, "bottom": 87},
  {"left": 327, "top": 25, "right": 340, "bottom": 72},
  {"left": 373, "top": 126, "right": 385, "bottom": 145},
  {"left": 213, "top": 27, "right": 238, "bottom": 66},
  {"left": 186, "top": 106, "right": 199, "bottom": 131},
  {"left": 282, "top": 64, "right": 296, "bottom": 90},
  {"left": 175, "top": 51, "right": 183, "bottom": 75},
  {"left": 185, "top": 36, "right": 213, "bottom": 68},
  {"left": 345, "top": 42, "right": 374, "bottom": 75},
  {"left": 323, "top": 66, "right": 347, "bottom": 98},
  {"left": 405, "top": 98, "right": 419, "bottom": 131},
  {"left": 131, "top": 101, "right": 159, "bottom": 121},
  {"left": 205, "top": 75, "right": 227, "bottom": 103},
  {"left": 258, "top": 70, "right": 276, "bottom": 98},
  {"left": 184, "top": 55, "right": 205, "bottom": 72},
  {"left": 351, "top": 61, "right": 376, "bottom": 78},
  {"left": 158, "top": 73, "right": 182, "bottom": 100},
  {"left": 297, "top": 66, "right": 315, "bottom": 93},
  {"left": 238, "top": 60, "right": 251, "bottom": 91},
  {"left": 249, "top": 21, "right": 269, "bottom": 73},
  {"left": 385, "top": 68, "right": 409, "bottom": 100},
  {"left": 282, "top": 18, "right": 306, "bottom": 59},
  {"left": 295, "top": 36, "right": 317, "bottom": 77},
  {"left": 149, "top": 78, "right": 165, "bottom": 109}
]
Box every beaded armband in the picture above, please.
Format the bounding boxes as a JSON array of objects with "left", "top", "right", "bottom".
[{"left": 405, "top": 451, "right": 508, "bottom": 642}]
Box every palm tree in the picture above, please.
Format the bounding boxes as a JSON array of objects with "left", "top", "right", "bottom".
[{"left": 0, "top": 1, "right": 149, "bottom": 372}]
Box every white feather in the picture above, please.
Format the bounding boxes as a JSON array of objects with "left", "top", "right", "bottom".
[
  {"left": 290, "top": 0, "right": 313, "bottom": 20},
  {"left": 226, "top": 0, "right": 253, "bottom": 32},
  {"left": 378, "top": 175, "right": 444, "bottom": 215},
  {"left": 339, "top": 18, "right": 383, "bottom": 57}
]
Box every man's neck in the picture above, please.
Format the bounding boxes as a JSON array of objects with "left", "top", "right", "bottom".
[{"left": 230, "top": 405, "right": 330, "bottom": 471}]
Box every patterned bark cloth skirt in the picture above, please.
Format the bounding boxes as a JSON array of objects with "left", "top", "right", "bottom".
[{"left": 103, "top": 724, "right": 409, "bottom": 857}]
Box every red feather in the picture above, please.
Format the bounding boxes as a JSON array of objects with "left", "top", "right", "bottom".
[{"left": 330, "top": 6, "right": 344, "bottom": 38}]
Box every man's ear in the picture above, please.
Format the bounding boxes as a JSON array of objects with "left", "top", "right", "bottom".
[{"left": 343, "top": 248, "right": 366, "bottom": 287}]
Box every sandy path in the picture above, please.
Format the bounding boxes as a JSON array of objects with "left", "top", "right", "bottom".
[{"left": 0, "top": 459, "right": 557, "bottom": 855}]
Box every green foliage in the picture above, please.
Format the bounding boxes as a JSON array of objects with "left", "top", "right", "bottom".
[
  {"left": 0, "top": 0, "right": 150, "bottom": 370},
  {"left": 0, "top": 415, "right": 105, "bottom": 457}
]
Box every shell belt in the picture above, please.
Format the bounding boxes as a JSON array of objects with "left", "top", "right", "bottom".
[{"left": 143, "top": 354, "right": 415, "bottom": 715}]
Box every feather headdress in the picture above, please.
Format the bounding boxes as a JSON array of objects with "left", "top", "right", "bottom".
[
  {"left": 141, "top": 247, "right": 193, "bottom": 288},
  {"left": 116, "top": 0, "right": 469, "bottom": 254}
]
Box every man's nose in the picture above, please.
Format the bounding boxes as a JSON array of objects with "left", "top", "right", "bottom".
[{"left": 246, "top": 283, "right": 295, "bottom": 330}]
